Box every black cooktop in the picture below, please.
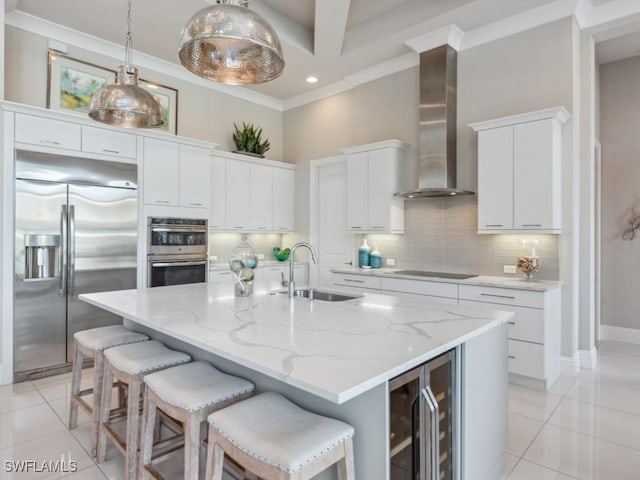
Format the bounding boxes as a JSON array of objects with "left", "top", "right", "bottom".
[{"left": 391, "top": 270, "right": 478, "bottom": 280}]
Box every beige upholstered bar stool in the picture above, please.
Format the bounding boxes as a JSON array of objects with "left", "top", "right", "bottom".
[
  {"left": 205, "top": 392, "right": 356, "bottom": 480},
  {"left": 69, "top": 325, "right": 149, "bottom": 457},
  {"left": 97, "top": 340, "right": 191, "bottom": 480},
  {"left": 139, "top": 361, "right": 255, "bottom": 480}
]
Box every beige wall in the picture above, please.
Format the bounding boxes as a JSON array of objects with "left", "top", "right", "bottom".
[
  {"left": 4, "top": 26, "right": 284, "bottom": 160},
  {"left": 599, "top": 55, "right": 640, "bottom": 330},
  {"left": 285, "top": 18, "right": 577, "bottom": 354}
]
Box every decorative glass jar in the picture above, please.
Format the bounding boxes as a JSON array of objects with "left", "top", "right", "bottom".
[
  {"left": 517, "top": 239, "right": 540, "bottom": 279},
  {"left": 228, "top": 235, "right": 258, "bottom": 296}
]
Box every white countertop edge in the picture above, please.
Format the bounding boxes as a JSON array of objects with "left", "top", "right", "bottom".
[
  {"left": 80, "top": 293, "right": 511, "bottom": 404},
  {"left": 330, "top": 268, "right": 562, "bottom": 292}
]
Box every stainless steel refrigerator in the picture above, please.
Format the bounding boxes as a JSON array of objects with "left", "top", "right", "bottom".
[{"left": 14, "top": 151, "right": 137, "bottom": 382}]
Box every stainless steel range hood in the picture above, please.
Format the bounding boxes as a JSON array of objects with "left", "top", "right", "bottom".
[{"left": 397, "top": 45, "right": 474, "bottom": 198}]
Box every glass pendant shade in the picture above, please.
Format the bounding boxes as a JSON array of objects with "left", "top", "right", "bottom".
[
  {"left": 178, "top": 0, "right": 285, "bottom": 85},
  {"left": 89, "top": 66, "right": 164, "bottom": 128}
]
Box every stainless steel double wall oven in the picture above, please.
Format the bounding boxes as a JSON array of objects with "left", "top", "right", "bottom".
[{"left": 147, "top": 217, "right": 208, "bottom": 287}]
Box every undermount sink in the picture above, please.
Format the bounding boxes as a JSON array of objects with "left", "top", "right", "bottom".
[{"left": 275, "top": 289, "right": 359, "bottom": 302}]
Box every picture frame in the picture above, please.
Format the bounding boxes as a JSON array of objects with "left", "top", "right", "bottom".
[
  {"left": 139, "top": 79, "right": 179, "bottom": 134},
  {"left": 47, "top": 51, "right": 116, "bottom": 115}
]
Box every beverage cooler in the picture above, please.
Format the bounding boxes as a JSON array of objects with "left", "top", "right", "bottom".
[{"left": 389, "top": 349, "right": 457, "bottom": 480}]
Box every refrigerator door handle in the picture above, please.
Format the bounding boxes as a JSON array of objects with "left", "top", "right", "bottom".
[
  {"left": 60, "top": 205, "right": 68, "bottom": 296},
  {"left": 422, "top": 386, "right": 440, "bottom": 480},
  {"left": 69, "top": 205, "right": 76, "bottom": 296}
]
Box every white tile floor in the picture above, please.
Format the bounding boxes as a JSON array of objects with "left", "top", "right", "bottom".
[{"left": 0, "top": 340, "right": 639, "bottom": 479}]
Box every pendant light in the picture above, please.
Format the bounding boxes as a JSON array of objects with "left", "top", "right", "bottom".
[
  {"left": 89, "top": 0, "right": 164, "bottom": 128},
  {"left": 178, "top": 0, "right": 284, "bottom": 85}
]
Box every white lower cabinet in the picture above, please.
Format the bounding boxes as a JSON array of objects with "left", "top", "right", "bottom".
[
  {"left": 330, "top": 272, "right": 381, "bottom": 295},
  {"left": 380, "top": 277, "right": 458, "bottom": 304},
  {"left": 210, "top": 264, "right": 307, "bottom": 285},
  {"left": 459, "top": 284, "right": 561, "bottom": 390}
]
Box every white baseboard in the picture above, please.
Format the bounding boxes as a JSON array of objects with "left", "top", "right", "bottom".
[
  {"left": 579, "top": 347, "right": 598, "bottom": 370},
  {"left": 600, "top": 325, "right": 640, "bottom": 345},
  {"left": 561, "top": 352, "right": 580, "bottom": 376}
]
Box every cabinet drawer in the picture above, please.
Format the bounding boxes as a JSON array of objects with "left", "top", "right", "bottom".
[
  {"left": 383, "top": 291, "right": 457, "bottom": 306},
  {"left": 82, "top": 126, "right": 137, "bottom": 159},
  {"left": 331, "top": 272, "right": 380, "bottom": 290},
  {"left": 508, "top": 339, "right": 544, "bottom": 379},
  {"left": 380, "top": 277, "right": 457, "bottom": 299},
  {"left": 459, "top": 300, "right": 543, "bottom": 344},
  {"left": 261, "top": 266, "right": 285, "bottom": 281},
  {"left": 15, "top": 113, "right": 81, "bottom": 151},
  {"left": 209, "top": 270, "right": 233, "bottom": 283},
  {"left": 458, "top": 285, "right": 544, "bottom": 309}
]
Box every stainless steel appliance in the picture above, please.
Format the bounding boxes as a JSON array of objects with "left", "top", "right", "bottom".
[
  {"left": 14, "top": 151, "right": 137, "bottom": 381},
  {"left": 396, "top": 45, "right": 474, "bottom": 198},
  {"left": 147, "top": 217, "right": 207, "bottom": 287},
  {"left": 389, "top": 349, "right": 457, "bottom": 480}
]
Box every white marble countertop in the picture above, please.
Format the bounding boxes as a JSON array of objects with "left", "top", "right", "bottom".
[
  {"left": 331, "top": 267, "right": 562, "bottom": 292},
  {"left": 80, "top": 281, "right": 512, "bottom": 404}
]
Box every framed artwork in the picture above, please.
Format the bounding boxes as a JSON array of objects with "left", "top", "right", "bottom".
[
  {"left": 139, "top": 79, "right": 179, "bottom": 134},
  {"left": 47, "top": 51, "right": 116, "bottom": 115}
]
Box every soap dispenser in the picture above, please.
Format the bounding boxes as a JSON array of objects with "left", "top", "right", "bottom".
[
  {"left": 358, "top": 239, "right": 371, "bottom": 268},
  {"left": 370, "top": 246, "right": 382, "bottom": 269}
]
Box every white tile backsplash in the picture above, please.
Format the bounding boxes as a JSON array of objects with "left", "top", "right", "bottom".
[{"left": 360, "top": 196, "right": 560, "bottom": 280}]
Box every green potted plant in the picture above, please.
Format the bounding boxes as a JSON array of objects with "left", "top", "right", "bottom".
[{"left": 232, "top": 122, "right": 271, "bottom": 158}]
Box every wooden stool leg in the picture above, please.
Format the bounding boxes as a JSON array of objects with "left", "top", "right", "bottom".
[
  {"left": 139, "top": 388, "right": 157, "bottom": 479},
  {"left": 118, "top": 382, "right": 127, "bottom": 409},
  {"left": 184, "top": 414, "right": 201, "bottom": 480},
  {"left": 97, "top": 363, "right": 114, "bottom": 464},
  {"left": 336, "top": 438, "right": 355, "bottom": 480},
  {"left": 125, "top": 376, "right": 142, "bottom": 480},
  {"left": 90, "top": 351, "right": 105, "bottom": 458},
  {"left": 205, "top": 427, "right": 225, "bottom": 480},
  {"left": 68, "top": 341, "right": 82, "bottom": 430}
]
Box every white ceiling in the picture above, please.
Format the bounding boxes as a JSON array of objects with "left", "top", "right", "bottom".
[{"left": 7, "top": 0, "right": 640, "bottom": 103}]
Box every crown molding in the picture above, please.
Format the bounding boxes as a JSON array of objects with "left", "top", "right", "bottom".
[
  {"left": 404, "top": 25, "right": 464, "bottom": 53},
  {"left": 576, "top": 0, "right": 640, "bottom": 30},
  {"left": 5, "top": 10, "right": 285, "bottom": 112},
  {"left": 282, "top": 79, "right": 355, "bottom": 111},
  {"left": 460, "top": 0, "right": 578, "bottom": 51}
]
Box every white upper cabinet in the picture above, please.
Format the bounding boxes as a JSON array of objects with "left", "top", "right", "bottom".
[
  {"left": 209, "top": 156, "right": 227, "bottom": 230},
  {"left": 476, "top": 125, "right": 513, "bottom": 231},
  {"left": 82, "top": 126, "right": 137, "bottom": 160},
  {"left": 15, "top": 113, "right": 81, "bottom": 151},
  {"left": 250, "top": 163, "right": 273, "bottom": 231},
  {"left": 470, "top": 107, "right": 570, "bottom": 234},
  {"left": 143, "top": 138, "right": 211, "bottom": 208},
  {"left": 225, "top": 159, "right": 252, "bottom": 231},
  {"left": 346, "top": 152, "right": 369, "bottom": 231},
  {"left": 272, "top": 166, "right": 295, "bottom": 231},
  {"left": 208, "top": 151, "right": 296, "bottom": 233},
  {"left": 342, "top": 140, "right": 408, "bottom": 234},
  {"left": 179, "top": 144, "right": 210, "bottom": 208},
  {"left": 143, "top": 138, "right": 180, "bottom": 206}
]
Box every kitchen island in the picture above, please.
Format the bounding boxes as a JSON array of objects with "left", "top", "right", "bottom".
[{"left": 80, "top": 281, "right": 512, "bottom": 480}]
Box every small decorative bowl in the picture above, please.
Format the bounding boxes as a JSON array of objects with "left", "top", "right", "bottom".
[{"left": 272, "top": 247, "right": 290, "bottom": 261}]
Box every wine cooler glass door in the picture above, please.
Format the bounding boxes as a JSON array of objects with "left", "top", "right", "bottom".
[{"left": 389, "top": 367, "right": 422, "bottom": 480}]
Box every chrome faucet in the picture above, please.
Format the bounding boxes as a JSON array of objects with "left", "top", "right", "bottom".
[{"left": 288, "top": 242, "right": 318, "bottom": 298}]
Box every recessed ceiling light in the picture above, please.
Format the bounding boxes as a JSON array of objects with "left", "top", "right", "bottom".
[{"left": 306, "top": 76, "right": 318, "bottom": 84}]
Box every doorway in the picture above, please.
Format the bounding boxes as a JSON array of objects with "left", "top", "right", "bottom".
[{"left": 310, "top": 156, "right": 353, "bottom": 288}]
